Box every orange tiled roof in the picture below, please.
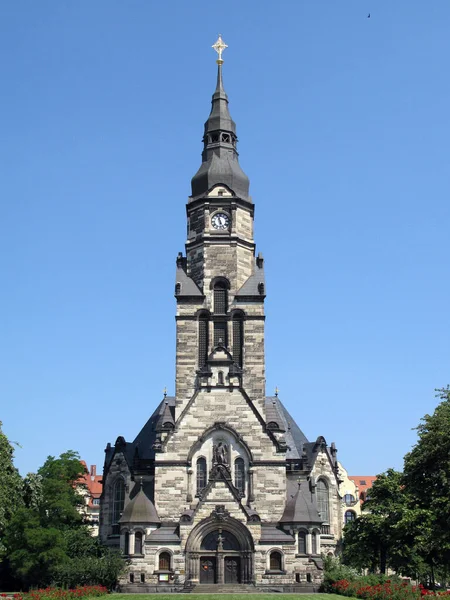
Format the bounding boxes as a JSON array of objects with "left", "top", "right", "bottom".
[{"left": 348, "top": 475, "right": 377, "bottom": 503}]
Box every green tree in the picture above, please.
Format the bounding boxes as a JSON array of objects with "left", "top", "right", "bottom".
[
  {"left": 343, "top": 469, "right": 410, "bottom": 574},
  {"left": 37, "top": 450, "right": 87, "bottom": 528},
  {"left": 3, "top": 450, "right": 125, "bottom": 590},
  {"left": 403, "top": 386, "right": 450, "bottom": 585},
  {"left": 0, "top": 422, "right": 23, "bottom": 550}
]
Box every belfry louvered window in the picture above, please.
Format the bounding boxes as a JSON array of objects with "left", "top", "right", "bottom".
[
  {"left": 214, "top": 321, "right": 227, "bottom": 347},
  {"left": 213, "top": 281, "right": 228, "bottom": 314},
  {"left": 198, "top": 315, "right": 209, "bottom": 367},
  {"left": 196, "top": 457, "right": 207, "bottom": 495},
  {"left": 232, "top": 313, "right": 244, "bottom": 366},
  {"left": 234, "top": 458, "right": 245, "bottom": 495}
]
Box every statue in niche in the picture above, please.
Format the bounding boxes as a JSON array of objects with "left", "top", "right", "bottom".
[{"left": 213, "top": 441, "right": 229, "bottom": 466}]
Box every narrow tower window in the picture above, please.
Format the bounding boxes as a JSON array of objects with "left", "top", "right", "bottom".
[
  {"left": 317, "top": 479, "right": 330, "bottom": 523},
  {"left": 134, "top": 531, "right": 143, "bottom": 554},
  {"left": 112, "top": 479, "right": 125, "bottom": 533},
  {"left": 298, "top": 531, "right": 307, "bottom": 554},
  {"left": 232, "top": 313, "right": 244, "bottom": 367},
  {"left": 214, "top": 321, "right": 227, "bottom": 347},
  {"left": 198, "top": 314, "right": 209, "bottom": 367},
  {"left": 213, "top": 281, "right": 228, "bottom": 314},
  {"left": 196, "top": 457, "right": 207, "bottom": 495},
  {"left": 234, "top": 457, "right": 245, "bottom": 495}
]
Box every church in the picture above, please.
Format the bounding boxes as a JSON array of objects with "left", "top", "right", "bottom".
[{"left": 99, "top": 36, "right": 342, "bottom": 592}]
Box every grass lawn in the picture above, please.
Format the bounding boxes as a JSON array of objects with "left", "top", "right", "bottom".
[{"left": 105, "top": 595, "right": 345, "bottom": 600}]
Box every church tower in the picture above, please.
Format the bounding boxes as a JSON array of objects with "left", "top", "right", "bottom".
[{"left": 100, "top": 37, "right": 342, "bottom": 591}]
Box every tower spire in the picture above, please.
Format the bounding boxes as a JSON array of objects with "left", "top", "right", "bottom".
[{"left": 190, "top": 35, "right": 250, "bottom": 201}]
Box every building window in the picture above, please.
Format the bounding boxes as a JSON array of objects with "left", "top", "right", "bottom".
[
  {"left": 93, "top": 498, "right": 100, "bottom": 506},
  {"left": 134, "top": 531, "right": 143, "bottom": 554},
  {"left": 269, "top": 551, "right": 282, "bottom": 571},
  {"left": 213, "top": 281, "right": 228, "bottom": 314},
  {"left": 196, "top": 457, "right": 207, "bottom": 495},
  {"left": 124, "top": 532, "right": 130, "bottom": 555},
  {"left": 159, "top": 552, "right": 171, "bottom": 571},
  {"left": 345, "top": 510, "right": 356, "bottom": 524},
  {"left": 311, "top": 532, "right": 317, "bottom": 555},
  {"left": 234, "top": 458, "right": 245, "bottom": 495},
  {"left": 232, "top": 313, "right": 244, "bottom": 367},
  {"left": 307, "top": 573, "right": 312, "bottom": 583},
  {"left": 129, "top": 573, "right": 134, "bottom": 583},
  {"left": 343, "top": 493, "right": 355, "bottom": 506},
  {"left": 214, "top": 321, "right": 227, "bottom": 347},
  {"left": 112, "top": 479, "right": 125, "bottom": 530},
  {"left": 298, "top": 530, "right": 307, "bottom": 554},
  {"left": 359, "top": 480, "right": 366, "bottom": 486},
  {"left": 198, "top": 315, "right": 209, "bottom": 367},
  {"left": 140, "top": 573, "right": 145, "bottom": 583},
  {"left": 317, "top": 479, "right": 330, "bottom": 523}
]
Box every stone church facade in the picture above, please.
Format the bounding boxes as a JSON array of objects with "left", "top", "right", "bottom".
[{"left": 99, "top": 40, "right": 342, "bottom": 592}]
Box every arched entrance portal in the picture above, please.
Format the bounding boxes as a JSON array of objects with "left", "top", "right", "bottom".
[{"left": 185, "top": 507, "right": 254, "bottom": 585}]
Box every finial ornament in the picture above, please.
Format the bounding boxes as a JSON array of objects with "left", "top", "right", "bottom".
[
  {"left": 275, "top": 386, "right": 279, "bottom": 397},
  {"left": 212, "top": 34, "right": 228, "bottom": 64},
  {"left": 163, "top": 387, "right": 167, "bottom": 398}
]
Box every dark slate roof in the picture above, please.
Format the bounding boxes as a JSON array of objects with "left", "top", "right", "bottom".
[
  {"left": 265, "top": 397, "right": 309, "bottom": 459},
  {"left": 260, "top": 525, "right": 295, "bottom": 544},
  {"left": 279, "top": 478, "right": 321, "bottom": 525},
  {"left": 235, "top": 256, "right": 265, "bottom": 298},
  {"left": 147, "top": 525, "right": 180, "bottom": 544},
  {"left": 156, "top": 400, "right": 175, "bottom": 431},
  {"left": 119, "top": 486, "right": 160, "bottom": 524},
  {"left": 132, "top": 396, "right": 176, "bottom": 460},
  {"left": 175, "top": 261, "right": 203, "bottom": 297},
  {"left": 191, "top": 63, "right": 250, "bottom": 201}
]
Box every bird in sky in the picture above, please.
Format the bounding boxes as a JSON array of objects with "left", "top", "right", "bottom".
[{"left": 368, "top": 13, "right": 371, "bottom": 18}]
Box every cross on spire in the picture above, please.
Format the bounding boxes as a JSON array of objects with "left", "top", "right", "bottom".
[{"left": 212, "top": 34, "right": 228, "bottom": 63}]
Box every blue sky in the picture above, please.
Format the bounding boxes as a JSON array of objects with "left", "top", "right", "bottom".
[{"left": 1, "top": 1, "right": 449, "bottom": 478}]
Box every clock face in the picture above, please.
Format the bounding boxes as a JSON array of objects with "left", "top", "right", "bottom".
[{"left": 211, "top": 212, "right": 230, "bottom": 230}]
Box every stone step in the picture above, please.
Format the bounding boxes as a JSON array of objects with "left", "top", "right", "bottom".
[{"left": 191, "top": 583, "right": 257, "bottom": 593}]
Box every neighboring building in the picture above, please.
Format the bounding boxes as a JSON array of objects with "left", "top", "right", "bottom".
[
  {"left": 338, "top": 463, "right": 363, "bottom": 527},
  {"left": 99, "top": 37, "right": 342, "bottom": 592},
  {"left": 348, "top": 476, "right": 377, "bottom": 505},
  {"left": 338, "top": 467, "right": 377, "bottom": 528},
  {"left": 80, "top": 462, "right": 102, "bottom": 535}
]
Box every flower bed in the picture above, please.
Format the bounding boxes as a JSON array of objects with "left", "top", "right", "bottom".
[
  {"left": 332, "top": 579, "right": 450, "bottom": 600},
  {"left": 1, "top": 585, "right": 108, "bottom": 600}
]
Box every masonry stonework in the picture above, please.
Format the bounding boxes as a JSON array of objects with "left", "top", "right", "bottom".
[{"left": 100, "top": 48, "right": 342, "bottom": 592}]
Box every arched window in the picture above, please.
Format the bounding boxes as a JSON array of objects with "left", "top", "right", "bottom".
[
  {"left": 311, "top": 531, "right": 317, "bottom": 554},
  {"left": 345, "top": 510, "right": 356, "bottom": 524},
  {"left": 134, "top": 531, "right": 143, "bottom": 554},
  {"left": 218, "top": 371, "right": 224, "bottom": 385},
  {"left": 112, "top": 479, "right": 125, "bottom": 531},
  {"left": 159, "top": 551, "right": 171, "bottom": 571},
  {"left": 232, "top": 313, "right": 244, "bottom": 367},
  {"left": 129, "top": 573, "right": 134, "bottom": 583},
  {"left": 198, "top": 314, "right": 209, "bottom": 367},
  {"left": 213, "top": 281, "right": 228, "bottom": 314},
  {"left": 196, "top": 457, "right": 207, "bottom": 495},
  {"left": 234, "top": 458, "right": 245, "bottom": 495},
  {"left": 343, "top": 493, "right": 355, "bottom": 506},
  {"left": 298, "top": 530, "right": 307, "bottom": 554},
  {"left": 317, "top": 479, "right": 330, "bottom": 523},
  {"left": 214, "top": 321, "right": 227, "bottom": 347},
  {"left": 124, "top": 531, "right": 129, "bottom": 555},
  {"left": 270, "top": 551, "right": 282, "bottom": 571}
]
